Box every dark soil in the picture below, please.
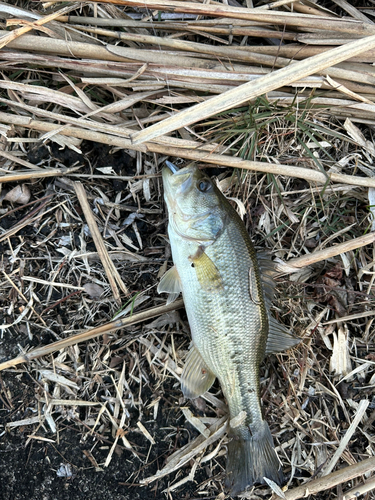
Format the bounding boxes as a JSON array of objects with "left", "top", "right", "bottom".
[{"left": 0, "top": 367, "right": 205, "bottom": 500}]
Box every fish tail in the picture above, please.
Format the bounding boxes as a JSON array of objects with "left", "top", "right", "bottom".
[{"left": 225, "top": 421, "right": 283, "bottom": 496}]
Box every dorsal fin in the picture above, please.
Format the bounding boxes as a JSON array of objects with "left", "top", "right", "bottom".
[
  {"left": 257, "top": 252, "right": 301, "bottom": 354},
  {"left": 266, "top": 316, "right": 301, "bottom": 354}
]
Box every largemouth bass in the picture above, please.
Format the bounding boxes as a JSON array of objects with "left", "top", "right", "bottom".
[{"left": 158, "top": 161, "right": 299, "bottom": 496}]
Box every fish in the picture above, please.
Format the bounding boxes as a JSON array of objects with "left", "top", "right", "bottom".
[{"left": 158, "top": 161, "right": 300, "bottom": 496}]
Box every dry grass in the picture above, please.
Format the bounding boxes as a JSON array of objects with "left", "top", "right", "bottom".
[{"left": 1, "top": 1, "right": 375, "bottom": 499}]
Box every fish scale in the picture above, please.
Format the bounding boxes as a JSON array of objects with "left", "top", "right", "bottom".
[{"left": 158, "top": 161, "right": 300, "bottom": 496}]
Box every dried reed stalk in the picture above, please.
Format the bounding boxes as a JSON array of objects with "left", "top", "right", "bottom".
[
  {"left": 0, "top": 299, "right": 184, "bottom": 371},
  {"left": 343, "top": 478, "right": 375, "bottom": 500},
  {"left": 53, "top": 16, "right": 301, "bottom": 41},
  {"left": 282, "top": 456, "right": 375, "bottom": 500},
  {"left": 58, "top": 0, "right": 375, "bottom": 36},
  {"left": 0, "top": 169, "right": 74, "bottom": 183},
  {"left": 0, "top": 30, "right": 347, "bottom": 88},
  {"left": 74, "top": 182, "right": 129, "bottom": 301},
  {"left": 1, "top": 112, "right": 374, "bottom": 188},
  {"left": 0, "top": 3, "right": 81, "bottom": 49},
  {"left": 132, "top": 34, "right": 375, "bottom": 144},
  {"left": 276, "top": 232, "right": 375, "bottom": 272},
  {"left": 322, "top": 400, "right": 369, "bottom": 476},
  {"left": 71, "top": 27, "right": 375, "bottom": 87}
]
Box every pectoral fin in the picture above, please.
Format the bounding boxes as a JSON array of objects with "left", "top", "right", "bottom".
[
  {"left": 266, "top": 316, "right": 301, "bottom": 354},
  {"left": 189, "top": 246, "right": 223, "bottom": 292},
  {"left": 181, "top": 345, "right": 216, "bottom": 399},
  {"left": 157, "top": 266, "right": 182, "bottom": 304}
]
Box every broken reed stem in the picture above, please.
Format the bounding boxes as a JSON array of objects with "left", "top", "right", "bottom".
[
  {"left": 3, "top": 33, "right": 375, "bottom": 96},
  {"left": 47, "top": 26, "right": 375, "bottom": 61},
  {"left": 73, "top": 181, "right": 128, "bottom": 301},
  {"left": 140, "top": 416, "right": 228, "bottom": 485},
  {"left": 276, "top": 232, "right": 375, "bottom": 272},
  {"left": 0, "top": 150, "right": 43, "bottom": 170},
  {"left": 3, "top": 47, "right": 375, "bottom": 96},
  {"left": 0, "top": 112, "right": 374, "bottom": 188},
  {"left": 58, "top": 0, "right": 375, "bottom": 36},
  {"left": 282, "top": 456, "right": 375, "bottom": 500},
  {"left": 322, "top": 400, "right": 370, "bottom": 476},
  {"left": 0, "top": 3, "right": 81, "bottom": 50},
  {"left": 343, "top": 477, "right": 375, "bottom": 500},
  {"left": 132, "top": 33, "right": 375, "bottom": 144},
  {"left": 58, "top": 17, "right": 300, "bottom": 41},
  {"left": 0, "top": 30, "right": 138, "bottom": 63},
  {"left": 0, "top": 299, "right": 184, "bottom": 371},
  {"left": 0, "top": 168, "right": 75, "bottom": 183},
  {"left": 73, "top": 27, "right": 375, "bottom": 87}
]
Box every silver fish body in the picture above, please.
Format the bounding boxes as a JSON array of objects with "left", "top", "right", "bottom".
[{"left": 158, "top": 162, "right": 299, "bottom": 495}]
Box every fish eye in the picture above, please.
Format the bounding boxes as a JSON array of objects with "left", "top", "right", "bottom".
[{"left": 197, "top": 180, "right": 211, "bottom": 192}]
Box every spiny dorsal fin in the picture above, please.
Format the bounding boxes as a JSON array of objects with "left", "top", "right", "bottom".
[
  {"left": 266, "top": 316, "right": 301, "bottom": 354},
  {"left": 181, "top": 345, "right": 216, "bottom": 399},
  {"left": 189, "top": 245, "right": 224, "bottom": 292},
  {"left": 257, "top": 251, "right": 277, "bottom": 306},
  {"left": 257, "top": 253, "right": 301, "bottom": 354},
  {"left": 157, "top": 266, "right": 182, "bottom": 304}
]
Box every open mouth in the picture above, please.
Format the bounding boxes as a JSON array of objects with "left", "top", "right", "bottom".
[
  {"left": 163, "top": 161, "right": 194, "bottom": 195},
  {"left": 165, "top": 160, "right": 179, "bottom": 174}
]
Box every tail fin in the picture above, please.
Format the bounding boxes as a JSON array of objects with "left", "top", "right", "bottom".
[{"left": 225, "top": 422, "right": 283, "bottom": 496}]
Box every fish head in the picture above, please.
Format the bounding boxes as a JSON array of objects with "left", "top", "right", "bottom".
[{"left": 162, "top": 161, "right": 227, "bottom": 243}]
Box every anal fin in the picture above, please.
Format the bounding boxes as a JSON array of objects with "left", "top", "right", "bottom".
[{"left": 181, "top": 345, "right": 216, "bottom": 399}]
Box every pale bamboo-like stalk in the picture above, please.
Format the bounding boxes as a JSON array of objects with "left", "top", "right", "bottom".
[
  {"left": 0, "top": 3, "right": 80, "bottom": 49},
  {"left": 0, "top": 150, "right": 43, "bottom": 170},
  {"left": 282, "top": 456, "right": 375, "bottom": 500},
  {"left": 0, "top": 169, "right": 75, "bottom": 184},
  {"left": 70, "top": 27, "right": 375, "bottom": 86},
  {"left": 237, "top": 45, "right": 375, "bottom": 63},
  {"left": 57, "top": 16, "right": 299, "bottom": 40},
  {"left": 0, "top": 299, "right": 184, "bottom": 371},
  {"left": 322, "top": 400, "right": 369, "bottom": 475},
  {"left": 276, "top": 232, "right": 375, "bottom": 272},
  {"left": 343, "top": 477, "right": 375, "bottom": 500},
  {"left": 330, "top": 0, "right": 375, "bottom": 24},
  {"left": 57, "top": 0, "right": 375, "bottom": 35},
  {"left": 74, "top": 181, "right": 128, "bottom": 301},
  {"left": 148, "top": 144, "right": 375, "bottom": 188},
  {"left": 0, "top": 30, "right": 138, "bottom": 63},
  {"left": 0, "top": 30, "right": 287, "bottom": 77},
  {"left": 1, "top": 112, "right": 375, "bottom": 188},
  {"left": 132, "top": 34, "right": 375, "bottom": 144}
]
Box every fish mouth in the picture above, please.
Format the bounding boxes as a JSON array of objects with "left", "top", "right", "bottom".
[
  {"left": 163, "top": 161, "right": 220, "bottom": 244},
  {"left": 163, "top": 161, "right": 195, "bottom": 195},
  {"left": 165, "top": 160, "right": 179, "bottom": 174}
]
